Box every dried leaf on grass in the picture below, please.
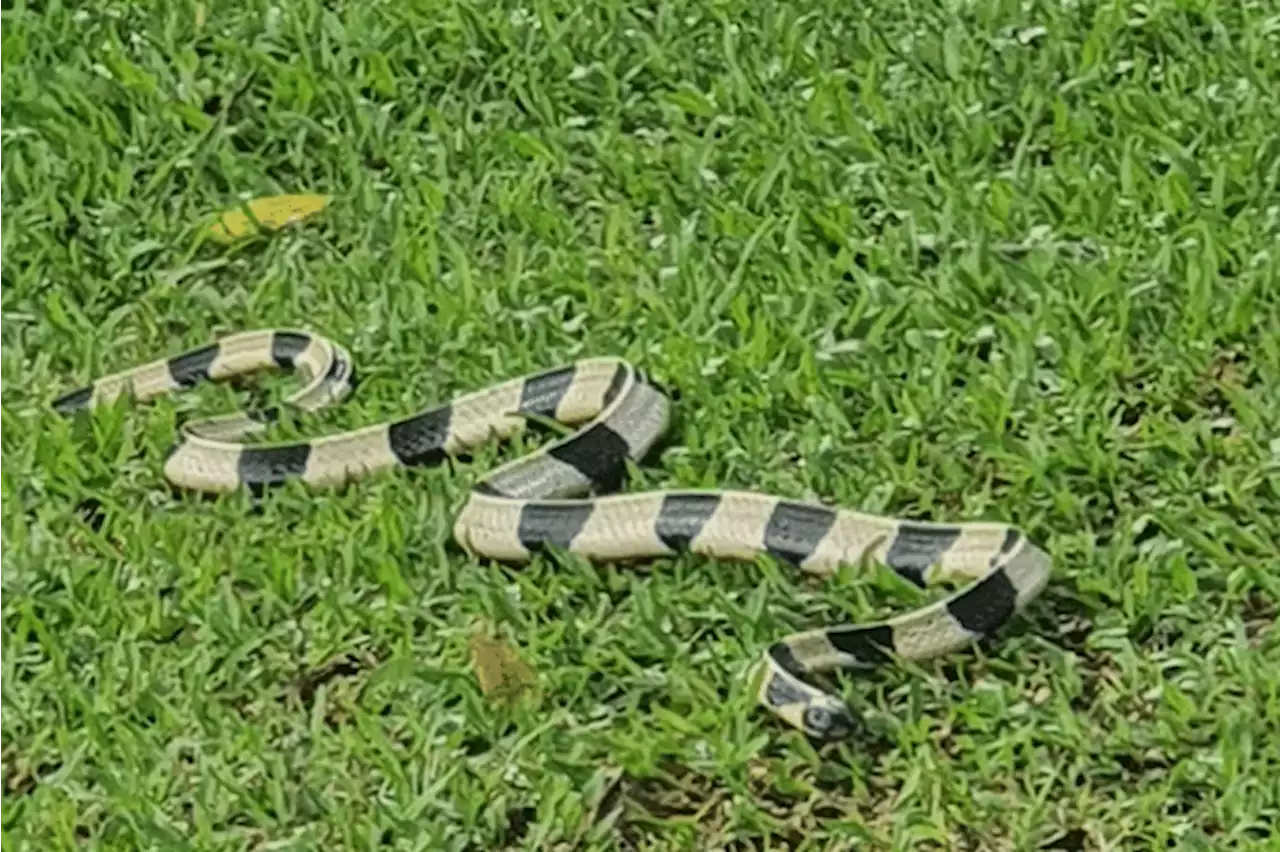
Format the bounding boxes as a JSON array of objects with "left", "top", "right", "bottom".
[
  {"left": 207, "top": 194, "right": 330, "bottom": 243},
  {"left": 468, "top": 622, "right": 539, "bottom": 706}
]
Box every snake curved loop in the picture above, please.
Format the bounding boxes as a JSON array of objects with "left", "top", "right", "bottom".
[{"left": 53, "top": 329, "right": 1052, "bottom": 741}]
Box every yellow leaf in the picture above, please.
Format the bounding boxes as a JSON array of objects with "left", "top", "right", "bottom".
[
  {"left": 468, "top": 624, "right": 538, "bottom": 706},
  {"left": 207, "top": 194, "right": 330, "bottom": 242}
]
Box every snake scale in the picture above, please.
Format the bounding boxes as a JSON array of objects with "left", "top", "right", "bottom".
[{"left": 53, "top": 328, "right": 1052, "bottom": 741}]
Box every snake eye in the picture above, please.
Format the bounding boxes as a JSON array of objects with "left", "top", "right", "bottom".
[
  {"left": 803, "top": 703, "right": 856, "bottom": 742},
  {"left": 803, "top": 705, "right": 833, "bottom": 734}
]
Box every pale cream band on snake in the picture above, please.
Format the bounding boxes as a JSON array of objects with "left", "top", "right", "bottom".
[{"left": 53, "top": 329, "right": 1053, "bottom": 741}]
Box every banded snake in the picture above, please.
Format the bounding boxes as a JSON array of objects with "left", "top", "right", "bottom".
[{"left": 53, "top": 329, "right": 1052, "bottom": 741}]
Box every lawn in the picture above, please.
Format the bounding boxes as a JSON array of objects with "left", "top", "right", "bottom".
[{"left": 2, "top": 0, "right": 1278, "bottom": 849}]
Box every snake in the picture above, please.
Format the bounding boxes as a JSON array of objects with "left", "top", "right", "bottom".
[{"left": 52, "top": 328, "right": 1052, "bottom": 741}]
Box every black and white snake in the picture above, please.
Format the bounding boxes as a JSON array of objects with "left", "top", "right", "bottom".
[{"left": 53, "top": 329, "right": 1052, "bottom": 741}]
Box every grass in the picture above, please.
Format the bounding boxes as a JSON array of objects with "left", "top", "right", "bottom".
[{"left": 2, "top": 0, "right": 1278, "bottom": 848}]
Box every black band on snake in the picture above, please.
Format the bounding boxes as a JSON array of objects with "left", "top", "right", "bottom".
[{"left": 52, "top": 329, "right": 1052, "bottom": 742}]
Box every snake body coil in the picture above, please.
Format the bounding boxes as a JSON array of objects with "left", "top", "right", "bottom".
[{"left": 54, "top": 329, "right": 1052, "bottom": 741}]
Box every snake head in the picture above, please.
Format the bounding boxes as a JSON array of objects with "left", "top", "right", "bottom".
[{"left": 761, "top": 661, "right": 860, "bottom": 743}]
